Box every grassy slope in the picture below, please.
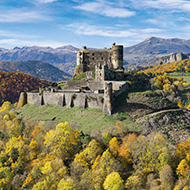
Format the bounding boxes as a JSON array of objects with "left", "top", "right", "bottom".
[
  {"left": 174, "top": 75, "right": 190, "bottom": 84},
  {"left": 16, "top": 104, "right": 140, "bottom": 133}
]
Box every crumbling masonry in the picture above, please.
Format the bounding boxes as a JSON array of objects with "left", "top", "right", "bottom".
[{"left": 18, "top": 43, "right": 150, "bottom": 115}]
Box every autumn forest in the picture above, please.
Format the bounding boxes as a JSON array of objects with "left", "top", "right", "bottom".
[{"left": 0, "top": 59, "right": 190, "bottom": 190}]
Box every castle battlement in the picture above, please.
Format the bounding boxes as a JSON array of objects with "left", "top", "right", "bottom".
[
  {"left": 17, "top": 43, "right": 150, "bottom": 115},
  {"left": 75, "top": 43, "right": 124, "bottom": 78}
]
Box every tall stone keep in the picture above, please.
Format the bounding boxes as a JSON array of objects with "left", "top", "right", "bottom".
[
  {"left": 112, "top": 43, "right": 123, "bottom": 70},
  {"left": 75, "top": 43, "right": 124, "bottom": 76},
  {"left": 103, "top": 82, "right": 113, "bottom": 115}
]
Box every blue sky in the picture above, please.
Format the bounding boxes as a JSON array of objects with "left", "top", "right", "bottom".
[{"left": 1, "top": 0, "right": 190, "bottom": 49}]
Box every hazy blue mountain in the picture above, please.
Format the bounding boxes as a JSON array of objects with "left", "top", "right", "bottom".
[
  {"left": 124, "top": 36, "right": 190, "bottom": 64},
  {"left": 0, "top": 45, "right": 78, "bottom": 64},
  {"left": 0, "top": 60, "right": 72, "bottom": 82},
  {"left": 1, "top": 37, "right": 190, "bottom": 74}
]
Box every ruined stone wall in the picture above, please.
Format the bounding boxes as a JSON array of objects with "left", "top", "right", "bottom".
[
  {"left": 27, "top": 93, "right": 42, "bottom": 107},
  {"left": 95, "top": 64, "right": 124, "bottom": 81},
  {"left": 112, "top": 82, "right": 129, "bottom": 98},
  {"left": 26, "top": 92, "right": 103, "bottom": 110},
  {"left": 75, "top": 43, "right": 123, "bottom": 74},
  {"left": 103, "top": 82, "right": 113, "bottom": 115},
  {"left": 20, "top": 80, "right": 150, "bottom": 115}
]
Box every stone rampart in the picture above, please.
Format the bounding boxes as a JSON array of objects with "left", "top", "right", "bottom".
[
  {"left": 43, "top": 92, "right": 65, "bottom": 107},
  {"left": 22, "top": 80, "right": 150, "bottom": 115},
  {"left": 25, "top": 91, "right": 103, "bottom": 110},
  {"left": 88, "top": 81, "right": 104, "bottom": 91},
  {"left": 112, "top": 82, "right": 129, "bottom": 98},
  {"left": 27, "top": 93, "right": 42, "bottom": 107}
]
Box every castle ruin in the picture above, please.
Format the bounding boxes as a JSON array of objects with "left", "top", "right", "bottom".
[
  {"left": 75, "top": 43, "right": 124, "bottom": 81},
  {"left": 18, "top": 43, "right": 150, "bottom": 115}
]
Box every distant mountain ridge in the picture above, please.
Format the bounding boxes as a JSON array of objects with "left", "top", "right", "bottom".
[
  {"left": 0, "top": 45, "right": 78, "bottom": 65},
  {"left": 1, "top": 37, "right": 190, "bottom": 73},
  {"left": 0, "top": 60, "right": 72, "bottom": 82},
  {"left": 124, "top": 36, "right": 190, "bottom": 63}
]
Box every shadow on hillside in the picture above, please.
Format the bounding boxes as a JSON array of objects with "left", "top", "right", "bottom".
[{"left": 113, "top": 98, "right": 154, "bottom": 118}]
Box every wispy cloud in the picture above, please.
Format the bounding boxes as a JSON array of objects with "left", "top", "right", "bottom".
[
  {"left": 146, "top": 19, "right": 160, "bottom": 25},
  {"left": 0, "top": 30, "right": 37, "bottom": 39},
  {"left": 129, "top": 0, "right": 190, "bottom": 11},
  {"left": 175, "top": 17, "right": 190, "bottom": 22},
  {"left": 30, "top": 0, "right": 57, "bottom": 4},
  {"left": 115, "top": 24, "right": 130, "bottom": 27},
  {"left": 140, "top": 28, "right": 163, "bottom": 33},
  {"left": 67, "top": 23, "right": 163, "bottom": 38},
  {"left": 182, "top": 25, "right": 190, "bottom": 31},
  {"left": 38, "top": 0, "right": 57, "bottom": 3},
  {"left": 73, "top": 1, "right": 135, "bottom": 18},
  {"left": 67, "top": 23, "right": 135, "bottom": 37},
  {"left": 0, "top": 8, "right": 51, "bottom": 22},
  {"left": 0, "top": 38, "right": 68, "bottom": 49}
]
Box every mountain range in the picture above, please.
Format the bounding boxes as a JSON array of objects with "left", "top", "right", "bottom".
[
  {"left": 0, "top": 45, "right": 78, "bottom": 75},
  {"left": 1, "top": 37, "right": 190, "bottom": 75},
  {"left": 0, "top": 60, "right": 71, "bottom": 82},
  {"left": 124, "top": 36, "right": 190, "bottom": 69}
]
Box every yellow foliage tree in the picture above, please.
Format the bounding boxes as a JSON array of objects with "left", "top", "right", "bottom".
[
  {"left": 174, "top": 138, "right": 190, "bottom": 189},
  {"left": 103, "top": 172, "right": 124, "bottom": 190},
  {"left": 29, "top": 139, "right": 39, "bottom": 160},
  {"left": 92, "top": 149, "right": 123, "bottom": 190},
  {"left": 74, "top": 139, "right": 103, "bottom": 166},
  {"left": 44, "top": 122, "right": 78, "bottom": 162},
  {"left": 125, "top": 175, "right": 142, "bottom": 190},
  {"left": 57, "top": 178, "right": 76, "bottom": 190},
  {"left": 109, "top": 137, "right": 119, "bottom": 158},
  {"left": 129, "top": 133, "right": 170, "bottom": 175}
]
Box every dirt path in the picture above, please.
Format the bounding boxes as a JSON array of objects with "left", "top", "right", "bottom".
[{"left": 136, "top": 108, "right": 184, "bottom": 123}]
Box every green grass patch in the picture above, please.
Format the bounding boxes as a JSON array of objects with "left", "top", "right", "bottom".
[
  {"left": 70, "top": 72, "right": 87, "bottom": 81},
  {"left": 16, "top": 104, "right": 140, "bottom": 133},
  {"left": 58, "top": 81, "right": 66, "bottom": 89},
  {"left": 128, "top": 89, "right": 161, "bottom": 97},
  {"left": 70, "top": 72, "right": 95, "bottom": 81},
  {"left": 168, "top": 73, "right": 190, "bottom": 83},
  {"left": 176, "top": 76, "right": 190, "bottom": 84},
  {"left": 117, "top": 89, "right": 161, "bottom": 100},
  {"left": 168, "top": 71, "right": 189, "bottom": 75}
]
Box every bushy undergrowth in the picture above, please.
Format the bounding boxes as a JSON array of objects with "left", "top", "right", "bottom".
[
  {"left": 137, "top": 59, "right": 190, "bottom": 76},
  {"left": 150, "top": 73, "right": 189, "bottom": 93},
  {"left": 0, "top": 101, "right": 190, "bottom": 190}
]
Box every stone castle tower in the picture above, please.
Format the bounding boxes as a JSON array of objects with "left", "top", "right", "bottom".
[
  {"left": 103, "top": 82, "right": 113, "bottom": 115},
  {"left": 75, "top": 43, "right": 124, "bottom": 75}
]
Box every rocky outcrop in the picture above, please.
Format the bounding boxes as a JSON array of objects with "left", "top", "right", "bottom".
[
  {"left": 157, "top": 52, "right": 190, "bottom": 65},
  {"left": 139, "top": 109, "right": 190, "bottom": 145}
]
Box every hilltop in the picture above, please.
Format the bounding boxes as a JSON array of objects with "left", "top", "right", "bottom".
[
  {"left": 0, "top": 71, "right": 51, "bottom": 105},
  {"left": 0, "top": 60, "right": 72, "bottom": 82},
  {"left": 0, "top": 45, "right": 78, "bottom": 75},
  {"left": 0, "top": 58, "right": 190, "bottom": 189},
  {"left": 124, "top": 37, "right": 190, "bottom": 63},
  {"left": 16, "top": 58, "right": 190, "bottom": 144}
]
